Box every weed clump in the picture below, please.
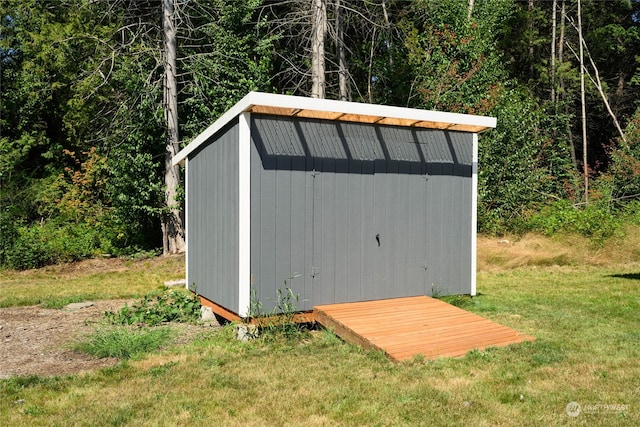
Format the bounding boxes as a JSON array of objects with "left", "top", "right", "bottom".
[
  {"left": 105, "top": 288, "right": 201, "bottom": 326},
  {"left": 248, "top": 286, "right": 309, "bottom": 341},
  {"left": 74, "top": 326, "right": 174, "bottom": 359}
]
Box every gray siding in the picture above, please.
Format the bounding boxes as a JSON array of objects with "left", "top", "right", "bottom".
[
  {"left": 187, "top": 120, "right": 240, "bottom": 312},
  {"left": 250, "top": 115, "right": 472, "bottom": 312}
]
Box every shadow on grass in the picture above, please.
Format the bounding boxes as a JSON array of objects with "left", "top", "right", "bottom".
[{"left": 607, "top": 273, "right": 640, "bottom": 280}]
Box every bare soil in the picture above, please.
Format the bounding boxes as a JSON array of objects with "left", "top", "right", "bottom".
[
  {"left": 1, "top": 299, "right": 219, "bottom": 379},
  {"left": 0, "top": 300, "right": 135, "bottom": 379}
]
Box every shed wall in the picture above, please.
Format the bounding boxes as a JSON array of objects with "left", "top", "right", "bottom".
[
  {"left": 250, "top": 115, "right": 472, "bottom": 312},
  {"left": 187, "top": 120, "right": 240, "bottom": 311}
]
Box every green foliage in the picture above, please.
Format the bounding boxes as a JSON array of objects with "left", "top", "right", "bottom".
[
  {"left": 608, "top": 107, "right": 640, "bottom": 200},
  {"left": 524, "top": 198, "right": 622, "bottom": 241},
  {"left": 4, "top": 222, "right": 109, "bottom": 270},
  {"left": 73, "top": 326, "right": 174, "bottom": 359},
  {"left": 179, "top": 0, "right": 275, "bottom": 139},
  {"left": 1, "top": 375, "right": 66, "bottom": 397},
  {"left": 0, "top": 0, "right": 157, "bottom": 267},
  {"left": 0, "top": 209, "right": 18, "bottom": 268},
  {"left": 0, "top": 0, "right": 277, "bottom": 269},
  {"left": 105, "top": 289, "right": 201, "bottom": 327},
  {"left": 2, "top": 0, "right": 640, "bottom": 265},
  {"left": 400, "top": 0, "right": 513, "bottom": 113},
  {"left": 249, "top": 284, "right": 307, "bottom": 341},
  {"left": 478, "top": 89, "right": 575, "bottom": 233},
  {"left": 398, "top": 0, "right": 580, "bottom": 234},
  {"left": 439, "top": 294, "right": 476, "bottom": 310}
]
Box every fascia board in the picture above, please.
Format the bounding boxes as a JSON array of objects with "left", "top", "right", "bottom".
[
  {"left": 247, "top": 91, "right": 497, "bottom": 129},
  {"left": 172, "top": 92, "right": 254, "bottom": 166},
  {"left": 173, "top": 91, "right": 497, "bottom": 166}
]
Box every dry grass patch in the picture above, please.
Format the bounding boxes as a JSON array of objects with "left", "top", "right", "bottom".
[
  {"left": 478, "top": 228, "right": 640, "bottom": 271},
  {"left": 0, "top": 254, "right": 185, "bottom": 307},
  {"left": 129, "top": 352, "right": 191, "bottom": 371},
  {"left": 478, "top": 234, "right": 587, "bottom": 270}
]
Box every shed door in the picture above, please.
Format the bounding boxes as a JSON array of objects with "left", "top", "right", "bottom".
[
  {"left": 250, "top": 115, "right": 472, "bottom": 312},
  {"left": 310, "top": 145, "right": 430, "bottom": 306}
]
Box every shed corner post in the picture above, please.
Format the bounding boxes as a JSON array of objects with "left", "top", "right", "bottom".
[
  {"left": 238, "top": 112, "right": 252, "bottom": 317},
  {"left": 471, "top": 132, "right": 478, "bottom": 296},
  {"left": 184, "top": 157, "right": 190, "bottom": 292}
]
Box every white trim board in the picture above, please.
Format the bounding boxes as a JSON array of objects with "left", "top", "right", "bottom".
[
  {"left": 471, "top": 133, "right": 478, "bottom": 296},
  {"left": 184, "top": 157, "right": 190, "bottom": 292},
  {"left": 237, "top": 112, "right": 252, "bottom": 317},
  {"left": 173, "top": 92, "right": 497, "bottom": 166}
]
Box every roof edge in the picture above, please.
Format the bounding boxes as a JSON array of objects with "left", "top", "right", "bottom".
[{"left": 173, "top": 92, "right": 497, "bottom": 166}]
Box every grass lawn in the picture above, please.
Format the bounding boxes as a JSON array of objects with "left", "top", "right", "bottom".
[
  {"left": 0, "top": 255, "right": 185, "bottom": 308},
  {"left": 1, "top": 236, "right": 639, "bottom": 426}
]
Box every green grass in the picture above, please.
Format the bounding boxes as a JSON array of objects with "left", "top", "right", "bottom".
[
  {"left": 0, "top": 255, "right": 185, "bottom": 308},
  {"left": 72, "top": 326, "right": 175, "bottom": 359},
  {"left": 1, "top": 245, "right": 639, "bottom": 425}
]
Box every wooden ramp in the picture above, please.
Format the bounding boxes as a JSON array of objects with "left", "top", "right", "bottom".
[{"left": 314, "top": 296, "right": 534, "bottom": 362}]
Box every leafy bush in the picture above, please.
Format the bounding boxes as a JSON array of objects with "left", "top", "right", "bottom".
[
  {"left": 622, "top": 200, "right": 640, "bottom": 225},
  {"left": 3, "top": 222, "right": 111, "bottom": 270},
  {"left": 478, "top": 90, "right": 575, "bottom": 234},
  {"left": 608, "top": 107, "right": 640, "bottom": 199},
  {"left": 105, "top": 289, "right": 201, "bottom": 326},
  {"left": 525, "top": 199, "right": 622, "bottom": 241},
  {"left": 0, "top": 210, "right": 18, "bottom": 268}
]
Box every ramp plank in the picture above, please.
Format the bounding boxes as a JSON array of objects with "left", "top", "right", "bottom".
[{"left": 313, "top": 296, "right": 534, "bottom": 362}]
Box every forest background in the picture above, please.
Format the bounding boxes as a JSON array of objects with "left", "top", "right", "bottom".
[{"left": 2, "top": 0, "right": 640, "bottom": 270}]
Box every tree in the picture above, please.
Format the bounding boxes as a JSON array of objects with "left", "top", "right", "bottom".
[
  {"left": 400, "top": 0, "right": 510, "bottom": 113},
  {"left": 578, "top": 0, "right": 588, "bottom": 204},
  {"left": 261, "top": 0, "right": 400, "bottom": 102},
  {"left": 335, "top": 0, "right": 348, "bottom": 100},
  {"left": 311, "top": 0, "right": 327, "bottom": 98},
  {"left": 81, "top": 0, "right": 274, "bottom": 255},
  {"left": 0, "top": 0, "right": 120, "bottom": 267},
  {"left": 162, "top": 0, "right": 185, "bottom": 254},
  {"left": 0, "top": 0, "right": 275, "bottom": 267},
  {"left": 550, "top": 0, "right": 557, "bottom": 103}
]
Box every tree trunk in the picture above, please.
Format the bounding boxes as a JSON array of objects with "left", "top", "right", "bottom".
[
  {"left": 381, "top": 0, "right": 393, "bottom": 68},
  {"left": 311, "top": 0, "right": 326, "bottom": 98},
  {"left": 550, "top": 0, "right": 557, "bottom": 103},
  {"left": 559, "top": 0, "right": 577, "bottom": 169},
  {"left": 335, "top": 0, "right": 348, "bottom": 101},
  {"left": 578, "top": 0, "right": 588, "bottom": 205},
  {"left": 528, "top": 0, "right": 534, "bottom": 79},
  {"left": 588, "top": 60, "right": 627, "bottom": 147},
  {"left": 162, "top": 0, "right": 185, "bottom": 254},
  {"left": 581, "top": 40, "right": 627, "bottom": 146},
  {"left": 367, "top": 27, "right": 376, "bottom": 103}
]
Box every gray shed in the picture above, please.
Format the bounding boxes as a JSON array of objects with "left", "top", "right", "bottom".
[{"left": 173, "top": 92, "right": 496, "bottom": 318}]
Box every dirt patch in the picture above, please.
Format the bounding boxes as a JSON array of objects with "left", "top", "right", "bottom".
[
  {"left": 1, "top": 300, "right": 220, "bottom": 379},
  {"left": 0, "top": 300, "right": 135, "bottom": 379}
]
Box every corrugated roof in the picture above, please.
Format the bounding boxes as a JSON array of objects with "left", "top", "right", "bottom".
[{"left": 173, "top": 92, "right": 497, "bottom": 166}]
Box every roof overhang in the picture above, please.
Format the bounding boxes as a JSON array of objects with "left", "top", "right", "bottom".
[{"left": 173, "top": 91, "right": 497, "bottom": 166}]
